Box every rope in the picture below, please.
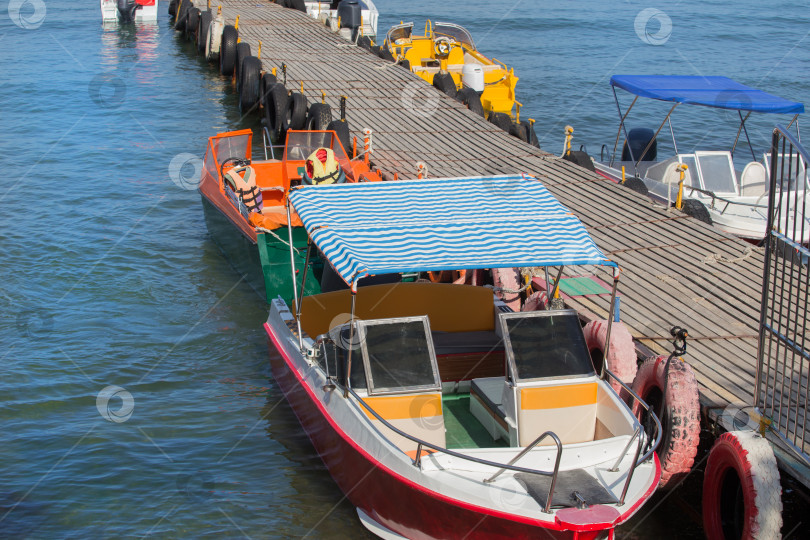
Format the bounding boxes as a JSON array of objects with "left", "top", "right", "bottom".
[
  {"left": 483, "top": 282, "right": 532, "bottom": 295},
  {"left": 702, "top": 245, "right": 763, "bottom": 265},
  {"left": 255, "top": 227, "right": 301, "bottom": 255}
]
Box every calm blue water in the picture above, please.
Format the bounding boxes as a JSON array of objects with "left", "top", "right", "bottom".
[{"left": 1, "top": 0, "right": 807, "bottom": 538}]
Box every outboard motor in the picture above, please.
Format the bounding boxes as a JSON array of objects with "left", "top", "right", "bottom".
[
  {"left": 622, "top": 127, "right": 657, "bottom": 162},
  {"left": 336, "top": 0, "right": 362, "bottom": 40},
  {"left": 117, "top": 0, "right": 139, "bottom": 23}
]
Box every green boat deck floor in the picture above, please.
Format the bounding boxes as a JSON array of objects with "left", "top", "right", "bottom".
[{"left": 442, "top": 394, "right": 507, "bottom": 449}]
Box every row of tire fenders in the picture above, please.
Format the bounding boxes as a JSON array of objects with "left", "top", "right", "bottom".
[
  {"left": 171, "top": 0, "right": 360, "bottom": 159},
  {"left": 169, "top": 2, "right": 786, "bottom": 537}
]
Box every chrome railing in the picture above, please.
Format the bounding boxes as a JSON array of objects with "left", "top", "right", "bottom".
[
  {"left": 602, "top": 367, "right": 663, "bottom": 505},
  {"left": 483, "top": 431, "right": 562, "bottom": 513},
  {"left": 346, "top": 372, "right": 661, "bottom": 510},
  {"left": 261, "top": 126, "right": 285, "bottom": 161}
]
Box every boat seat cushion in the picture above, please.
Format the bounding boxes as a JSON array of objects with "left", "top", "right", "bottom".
[
  {"left": 469, "top": 376, "right": 509, "bottom": 441},
  {"left": 662, "top": 161, "right": 693, "bottom": 187},
  {"left": 471, "top": 377, "right": 505, "bottom": 418},
  {"left": 740, "top": 161, "right": 768, "bottom": 197}
]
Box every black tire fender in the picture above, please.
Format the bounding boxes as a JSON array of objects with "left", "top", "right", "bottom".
[
  {"left": 432, "top": 72, "right": 457, "bottom": 98},
  {"left": 563, "top": 150, "right": 596, "bottom": 172},
  {"left": 681, "top": 198, "right": 713, "bottom": 225},
  {"left": 186, "top": 8, "right": 200, "bottom": 40},
  {"left": 456, "top": 87, "right": 484, "bottom": 117},
  {"left": 260, "top": 73, "right": 278, "bottom": 110},
  {"left": 286, "top": 92, "right": 308, "bottom": 130},
  {"left": 265, "top": 82, "right": 289, "bottom": 143},
  {"left": 326, "top": 120, "right": 351, "bottom": 156},
  {"left": 219, "top": 25, "right": 238, "bottom": 76},
  {"left": 235, "top": 42, "right": 251, "bottom": 88},
  {"left": 197, "top": 10, "right": 212, "bottom": 53},
  {"left": 622, "top": 177, "right": 649, "bottom": 197},
  {"left": 239, "top": 56, "right": 262, "bottom": 114},
  {"left": 488, "top": 112, "right": 512, "bottom": 132},
  {"left": 306, "top": 103, "right": 333, "bottom": 130}
]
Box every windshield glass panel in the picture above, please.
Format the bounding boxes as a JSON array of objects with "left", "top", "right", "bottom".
[
  {"left": 386, "top": 23, "right": 413, "bottom": 45},
  {"left": 434, "top": 23, "right": 475, "bottom": 49},
  {"left": 361, "top": 318, "right": 439, "bottom": 394},
  {"left": 213, "top": 134, "right": 250, "bottom": 169},
  {"left": 696, "top": 153, "right": 737, "bottom": 193},
  {"left": 284, "top": 130, "right": 350, "bottom": 163},
  {"left": 765, "top": 153, "right": 809, "bottom": 191},
  {"left": 501, "top": 311, "right": 595, "bottom": 381}
]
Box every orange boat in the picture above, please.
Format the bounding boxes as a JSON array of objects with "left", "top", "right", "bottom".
[{"left": 198, "top": 128, "right": 381, "bottom": 303}]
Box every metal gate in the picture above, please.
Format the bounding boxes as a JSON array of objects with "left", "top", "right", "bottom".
[{"left": 756, "top": 125, "right": 810, "bottom": 465}]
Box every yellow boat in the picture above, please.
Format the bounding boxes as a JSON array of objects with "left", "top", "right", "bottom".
[{"left": 384, "top": 21, "right": 518, "bottom": 117}]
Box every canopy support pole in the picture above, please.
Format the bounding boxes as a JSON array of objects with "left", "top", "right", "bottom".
[
  {"left": 601, "top": 269, "right": 620, "bottom": 380},
  {"left": 296, "top": 239, "right": 313, "bottom": 319},
  {"left": 635, "top": 103, "right": 678, "bottom": 168},
  {"left": 668, "top": 116, "right": 679, "bottom": 157},
  {"left": 733, "top": 111, "right": 756, "bottom": 162},
  {"left": 787, "top": 114, "right": 800, "bottom": 141},
  {"left": 611, "top": 90, "right": 638, "bottom": 170},
  {"left": 286, "top": 199, "right": 304, "bottom": 352},
  {"left": 343, "top": 290, "right": 357, "bottom": 398},
  {"left": 550, "top": 266, "right": 565, "bottom": 299}
]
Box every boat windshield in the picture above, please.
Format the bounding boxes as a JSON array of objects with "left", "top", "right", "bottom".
[
  {"left": 434, "top": 22, "right": 475, "bottom": 49},
  {"left": 386, "top": 22, "right": 413, "bottom": 45},
  {"left": 212, "top": 133, "right": 251, "bottom": 171},
  {"left": 764, "top": 153, "right": 809, "bottom": 191},
  {"left": 695, "top": 152, "right": 737, "bottom": 194},
  {"left": 499, "top": 310, "right": 595, "bottom": 382},
  {"left": 283, "top": 130, "right": 352, "bottom": 173},
  {"left": 358, "top": 316, "right": 441, "bottom": 395}
]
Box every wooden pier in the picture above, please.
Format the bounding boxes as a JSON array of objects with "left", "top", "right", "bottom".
[{"left": 191, "top": 2, "right": 807, "bottom": 477}]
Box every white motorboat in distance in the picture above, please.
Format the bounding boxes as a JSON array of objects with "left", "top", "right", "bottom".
[{"left": 594, "top": 75, "right": 807, "bottom": 242}]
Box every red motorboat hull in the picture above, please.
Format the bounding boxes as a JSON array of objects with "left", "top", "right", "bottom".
[{"left": 264, "top": 323, "right": 659, "bottom": 540}]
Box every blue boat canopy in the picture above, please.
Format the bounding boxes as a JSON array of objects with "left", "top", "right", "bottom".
[
  {"left": 610, "top": 75, "right": 804, "bottom": 114},
  {"left": 288, "top": 175, "right": 616, "bottom": 287}
]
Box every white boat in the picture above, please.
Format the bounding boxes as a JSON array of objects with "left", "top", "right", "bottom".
[
  {"left": 304, "top": 0, "right": 378, "bottom": 41},
  {"left": 594, "top": 75, "right": 808, "bottom": 242},
  {"left": 264, "top": 175, "right": 662, "bottom": 538},
  {"left": 101, "top": 0, "right": 158, "bottom": 23}
]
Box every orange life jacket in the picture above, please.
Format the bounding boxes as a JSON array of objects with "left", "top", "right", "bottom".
[{"left": 225, "top": 166, "right": 263, "bottom": 213}]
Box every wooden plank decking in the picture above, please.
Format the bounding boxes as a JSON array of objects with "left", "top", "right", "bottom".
[{"left": 192, "top": 3, "right": 808, "bottom": 461}]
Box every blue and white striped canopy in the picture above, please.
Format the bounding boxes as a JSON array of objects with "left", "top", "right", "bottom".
[{"left": 288, "top": 175, "right": 616, "bottom": 286}]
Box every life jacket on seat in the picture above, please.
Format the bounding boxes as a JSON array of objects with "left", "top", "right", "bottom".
[
  {"left": 303, "top": 147, "right": 346, "bottom": 185},
  {"left": 224, "top": 165, "right": 263, "bottom": 213}
]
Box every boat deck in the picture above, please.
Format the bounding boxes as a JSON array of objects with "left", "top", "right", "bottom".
[
  {"left": 442, "top": 394, "right": 507, "bottom": 450},
  {"left": 193, "top": 2, "right": 808, "bottom": 479}
]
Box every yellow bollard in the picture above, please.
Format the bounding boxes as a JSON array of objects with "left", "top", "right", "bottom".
[
  {"left": 234, "top": 15, "right": 239, "bottom": 30},
  {"left": 621, "top": 166, "right": 626, "bottom": 184},
  {"left": 564, "top": 125, "right": 574, "bottom": 156},
  {"left": 257, "top": 40, "right": 261, "bottom": 60},
  {"left": 675, "top": 163, "right": 688, "bottom": 210}
]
